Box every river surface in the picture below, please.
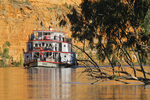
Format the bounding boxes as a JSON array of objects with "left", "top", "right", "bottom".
[{"left": 0, "top": 67, "right": 150, "bottom": 100}]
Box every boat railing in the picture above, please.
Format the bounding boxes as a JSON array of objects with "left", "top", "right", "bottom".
[
  {"left": 26, "top": 57, "right": 72, "bottom": 64},
  {"left": 29, "top": 35, "right": 72, "bottom": 43},
  {"left": 46, "top": 58, "right": 55, "bottom": 62},
  {"left": 37, "top": 57, "right": 60, "bottom": 63},
  {"left": 33, "top": 47, "right": 54, "bottom": 51}
]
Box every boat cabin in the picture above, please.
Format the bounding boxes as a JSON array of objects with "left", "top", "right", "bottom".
[{"left": 24, "top": 29, "right": 77, "bottom": 67}]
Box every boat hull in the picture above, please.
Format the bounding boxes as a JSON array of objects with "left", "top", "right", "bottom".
[{"left": 24, "top": 61, "right": 73, "bottom": 68}]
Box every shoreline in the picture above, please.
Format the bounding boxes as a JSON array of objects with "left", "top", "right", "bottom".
[{"left": 75, "top": 65, "right": 150, "bottom": 68}]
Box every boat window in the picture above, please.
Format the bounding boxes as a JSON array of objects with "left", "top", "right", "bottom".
[
  {"left": 33, "top": 53, "right": 36, "bottom": 58},
  {"left": 49, "top": 52, "right": 52, "bottom": 56},
  {"left": 49, "top": 43, "right": 51, "bottom": 46},
  {"left": 37, "top": 52, "right": 39, "bottom": 57},
  {"left": 55, "top": 44, "right": 57, "bottom": 51},
  {"left": 64, "top": 45, "right": 66, "bottom": 47},
  {"left": 28, "top": 45, "right": 30, "bottom": 51},
  {"left": 26, "top": 56, "right": 29, "bottom": 61},
  {"left": 55, "top": 53, "right": 58, "bottom": 58},
  {"left": 39, "top": 44, "right": 41, "bottom": 47},
  {"left": 34, "top": 53, "right": 39, "bottom": 58},
  {"left": 48, "top": 52, "right": 52, "bottom": 58},
  {"left": 46, "top": 52, "right": 48, "bottom": 57},
  {"left": 59, "top": 35, "right": 61, "bottom": 41},
  {"left": 53, "top": 53, "right": 55, "bottom": 58},
  {"left": 63, "top": 37, "right": 64, "bottom": 42},
  {"left": 54, "top": 35, "right": 56, "bottom": 40},
  {"left": 42, "top": 43, "right": 44, "bottom": 46},
  {"left": 35, "top": 44, "right": 38, "bottom": 47}
]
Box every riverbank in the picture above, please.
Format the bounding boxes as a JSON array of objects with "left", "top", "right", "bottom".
[{"left": 75, "top": 65, "right": 150, "bottom": 85}]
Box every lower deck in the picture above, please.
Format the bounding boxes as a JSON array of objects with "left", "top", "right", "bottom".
[
  {"left": 24, "top": 59, "right": 74, "bottom": 68},
  {"left": 24, "top": 51, "right": 77, "bottom": 68}
]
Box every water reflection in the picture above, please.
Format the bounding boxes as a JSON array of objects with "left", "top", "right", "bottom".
[
  {"left": 26, "top": 67, "right": 74, "bottom": 100},
  {"left": 0, "top": 67, "right": 150, "bottom": 100}
]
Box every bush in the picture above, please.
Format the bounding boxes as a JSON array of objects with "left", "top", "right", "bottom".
[
  {"left": 0, "top": 41, "right": 11, "bottom": 67},
  {"left": 12, "top": 61, "right": 21, "bottom": 67}
]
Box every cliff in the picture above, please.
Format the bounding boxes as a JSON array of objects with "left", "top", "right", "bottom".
[
  {"left": 29, "top": 0, "right": 81, "bottom": 5},
  {"left": 0, "top": 0, "right": 81, "bottom": 61}
]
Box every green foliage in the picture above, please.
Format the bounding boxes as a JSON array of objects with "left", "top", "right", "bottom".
[
  {"left": 11, "top": 54, "right": 23, "bottom": 67},
  {"left": 20, "top": 54, "right": 23, "bottom": 66},
  {"left": 8, "top": 0, "right": 31, "bottom": 5},
  {"left": 0, "top": 60, "right": 5, "bottom": 67},
  {"left": 3, "top": 41, "right": 11, "bottom": 48},
  {"left": 11, "top": 61, "right": 21, "bottom": 67},
  {"left": 63, "top": 3, "right": 72, "bottom": 10},
  {"left": 105, "top": 42, "right": 113, "bottom": 58},
  {"left": 65, "top": 0, "right": 150, "bottom": 66},
  {"left": 47, "top": 7, "right": 52, "bottom": 11},
  {"left": 24, "top": 0, "right": 31, "bottom": 5},
  {"left": 111, "top": 56, "right": 117, "bottom": 66},
  {"left": 0, "top": 41, "right": 11, "bottom": 67},
  {"left": 2, "top": 48, "right": 11, "bottom": 60},
  {"left": 96, "top": 48, "right": 105, "bottom": 62},
  {"left": 47, "top": 6, "right": 61, "bottom": 12},
  {"left": 8, "top": 0, "right": 22, "bottom": 4},
  {"left": 112, "top": 75, "right": 119, "bottom": 80},
  {"left": 0, "top": 47, "right": 2, "bottom": 56},
  {"left": 53, "top": 5, "right": 58, "bottom": 10},
  {"left": 142, "top": 7, "right": 150, "bottom": 35}
]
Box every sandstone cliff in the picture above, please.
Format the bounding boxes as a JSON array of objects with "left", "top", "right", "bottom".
[
  {"left": 0, "top": 0, "right": 81, "bottom": 61},
  {"left": 29, "top": 0, "right": 81, "bottom": 5}
]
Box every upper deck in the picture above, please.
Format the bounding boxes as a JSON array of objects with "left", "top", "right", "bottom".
[{"left": 28, "top": 30, "right": 72, "bottom": 43}]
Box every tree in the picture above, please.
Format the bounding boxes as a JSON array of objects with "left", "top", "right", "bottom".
[
  {"left": 61, "top": 0, "right": 150, "bottom": 84},
  {"left": 142, "top": 1, "right": 150, "bottom": 35},
  {"left": 0, "top": 41, "right": 12, "bottom": 67}
]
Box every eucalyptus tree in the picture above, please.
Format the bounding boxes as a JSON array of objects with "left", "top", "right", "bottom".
[
  {"left": 61, "top": 0, "right": 150, "bottom": 80},
  {"left": 142, "top": 1, "right": 150, "bottom": 35}
]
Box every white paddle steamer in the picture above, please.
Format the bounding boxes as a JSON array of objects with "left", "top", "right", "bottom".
[{"left": 24, "top": 27, "right": 77, "bottom": 68}]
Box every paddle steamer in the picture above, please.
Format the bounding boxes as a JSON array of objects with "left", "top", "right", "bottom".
[{"left": 24, "top": 27, "right": 77, "bottom": 67}]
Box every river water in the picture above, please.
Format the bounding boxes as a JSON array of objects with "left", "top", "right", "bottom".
[{"left": 0, "top": 67, "right": 150, "bottom": 100}]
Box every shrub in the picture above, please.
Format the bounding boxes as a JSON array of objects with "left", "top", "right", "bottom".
[
  {"left": 0, "top": 41, "right": 11, "bottom": 67},
  {"left": 12, "top": 61, "right": 21, "bottom": 67}
]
